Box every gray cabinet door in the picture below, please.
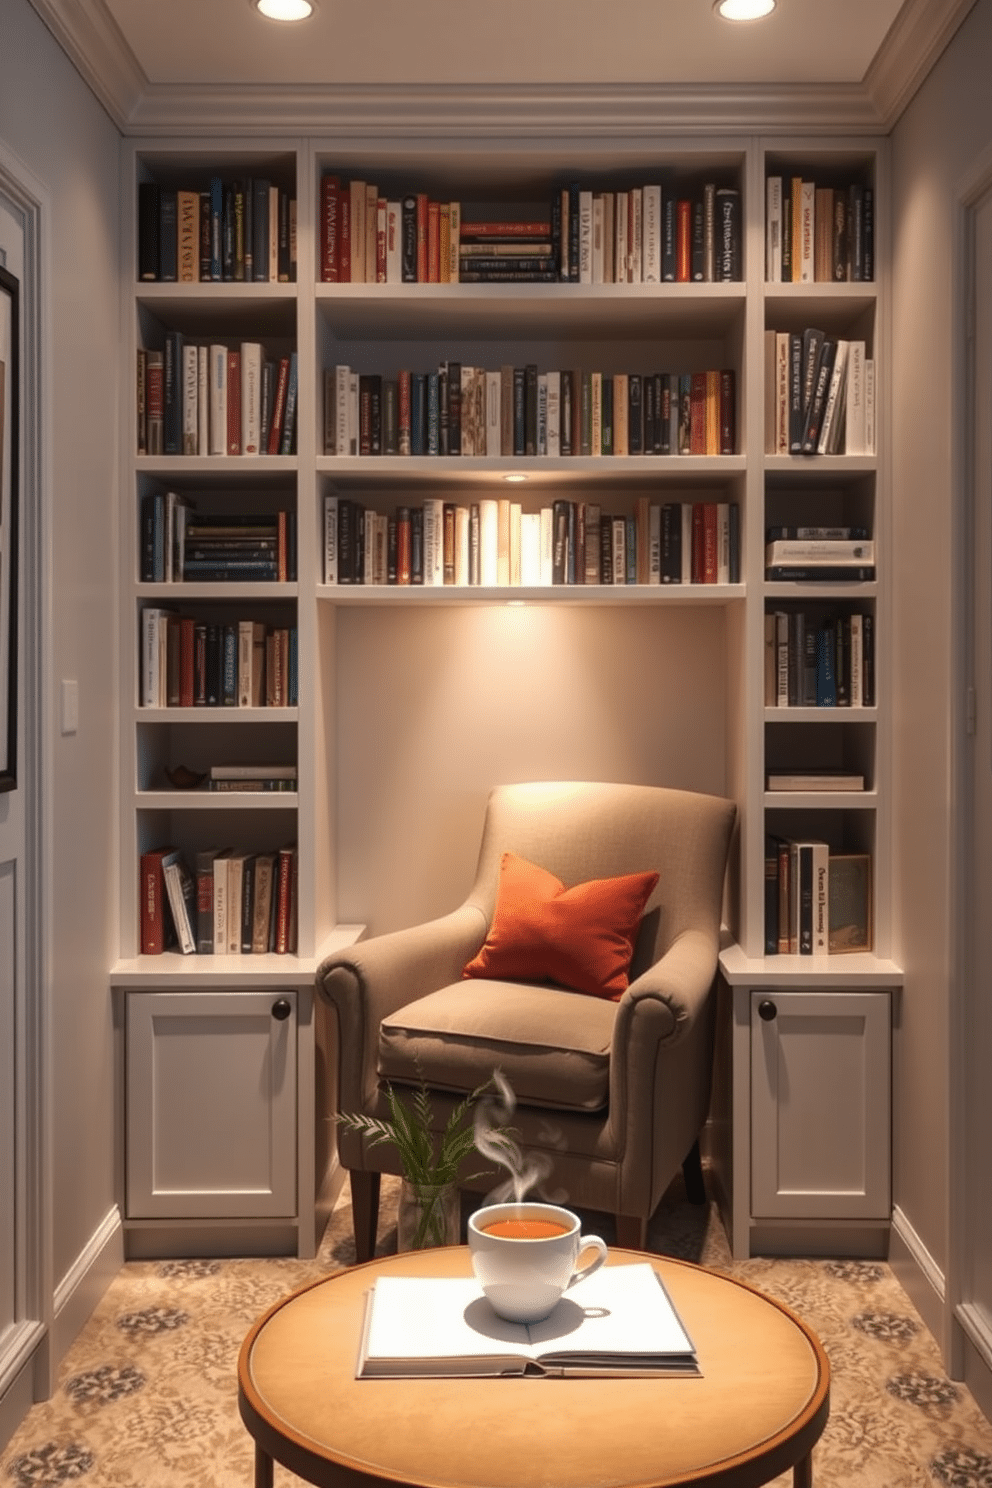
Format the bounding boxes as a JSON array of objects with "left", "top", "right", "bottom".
[
  {"left": 750, "top": 989, "right": 890, "bottom": 1220},
  {"left": 127, "top": 990, "right": 297, "bottom": 1219}
]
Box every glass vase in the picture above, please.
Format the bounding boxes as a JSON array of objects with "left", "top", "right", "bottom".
[{"left": 397, "top": 1180, "right": 461, "bottom": 1251}]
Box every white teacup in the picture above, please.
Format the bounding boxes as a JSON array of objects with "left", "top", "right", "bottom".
[{"left": 468, "top": 1201, "right": 608, "bottom": 1323}]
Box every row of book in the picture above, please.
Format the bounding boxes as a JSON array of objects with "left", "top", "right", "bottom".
[
  {"left": 765, "top": 176, "right": 874, "bottom": 283},
  {"left": 140, "top": 610, "right": 298, "bottom": 709},
  {"left": 318, "top": 178, "right": 743, "bottom": 284},
  {"left": 765, "top": 332, "right": 874, "bottom": 458},
  {"left": 323, "top": 495, "right": 740, "bottom": 588},
  {"left": 138, "top": 340, "right": 299, "bottom": 459},
  {"left": 765, "top": 609, "right": 875, "bottom": 708},
  {"left": 140, "top": 501, "right": 297, "bottom": 584},
  {"left": 765, "top": 840, "right": 872, "bottom": 956},
  {"left": 139, "top": 843, "right": 299, "bottom": 956},
  {"left": 764, "top": 528, "right": 875, "bottom": 583},
  {"left": 323, "top": 365, "right": 737, "bottom": 460},
  {"left": 138, "top": 178, "right": 297, "bottom": 284}
]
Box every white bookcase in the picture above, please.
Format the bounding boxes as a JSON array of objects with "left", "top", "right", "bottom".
[{"left": 111, "top": 133, "right": 901, "bottom": 1260}]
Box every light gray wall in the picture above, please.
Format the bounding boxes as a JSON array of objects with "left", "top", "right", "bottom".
[
  {"left": 336, "top": 604, "right": 731, "bottom": 935},
  {"left": 890, "top": 0, "right": 992, "bottom": 1280},
  {"left": 0, "top": 0, "right": 120, "bottom": 1287}
]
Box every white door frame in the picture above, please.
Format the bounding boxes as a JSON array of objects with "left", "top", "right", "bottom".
[{"left": 0, "top": 137, "right": 53, "bottom": 1423}]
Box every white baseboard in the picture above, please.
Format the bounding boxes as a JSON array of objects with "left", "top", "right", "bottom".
[
  {"left": 51, "top": 1207, "right": 124, "bottom": 1373},
  {"left": 889, "top": 1204, "right": 946, "bottom": 1348}
]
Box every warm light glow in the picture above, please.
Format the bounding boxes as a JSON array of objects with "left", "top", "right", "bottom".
[
  {"left": 715, "top": 0, "right": 775, "bottom": 17},
  {"left": 255, "top": 0, "right": 313, "bottom": 19},
  {"left": 503, "top": 473, "right": 528, "bottom": 483}
]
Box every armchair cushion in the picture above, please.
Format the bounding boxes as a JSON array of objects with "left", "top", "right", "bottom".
[
  {"left": 378, "top": 979, "right": 616, "bottom": 1111},
  {"left": 461, "top": 851, "right": 659, "bottom": 1000}
]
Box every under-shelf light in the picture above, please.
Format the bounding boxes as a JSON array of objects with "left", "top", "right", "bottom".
[
  {"left": 715, "top": 0, "right": 775, "bottom": 18},
  {"left": 503, "top": 473, "right": 528, "bottom": 483},
  {"left": 255, "top": 0, "right": 314, "bottom": 20}
]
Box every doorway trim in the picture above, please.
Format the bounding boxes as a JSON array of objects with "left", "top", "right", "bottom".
[{"left": 0, "top": 136, "right": 53, "bottom": 1434}]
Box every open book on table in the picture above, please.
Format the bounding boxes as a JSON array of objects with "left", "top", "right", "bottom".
[{"left": 357, "top": 1262, "right": 700, "bottom": 1379}]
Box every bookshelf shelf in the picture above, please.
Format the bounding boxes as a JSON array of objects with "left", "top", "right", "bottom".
[
  {"left": 134, "top": 791, "right": 299, "bottom": 810},
  {"left": 316, "top": 455, "right": 747, "bottom": 485},
  {"left": 317, "top": 583, "right": 746, "bottom": 607}
]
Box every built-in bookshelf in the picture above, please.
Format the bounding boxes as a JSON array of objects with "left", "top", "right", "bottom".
[{"left": 112, "top": 135, "right": 900, "bottom": 1260}]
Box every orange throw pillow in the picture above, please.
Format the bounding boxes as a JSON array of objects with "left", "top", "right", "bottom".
[{"left": 462, "top": 851, "right": 659, "bottom": 1000}]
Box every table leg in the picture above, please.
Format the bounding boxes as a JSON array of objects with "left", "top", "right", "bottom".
[
  {"left": 793, "top": 1454, "right": 812, "bottom": 1488},
  {"left": 254, "top": 1443, "right": 274, "bottom": 1488}
]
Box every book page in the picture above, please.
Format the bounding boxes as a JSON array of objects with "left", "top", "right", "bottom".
[
  {"left": 529, "top": 1264, "right": 695, "bottom": 1361},
  {"left": 362, "top": 1276, "right": 532, "bottom": 1369}
]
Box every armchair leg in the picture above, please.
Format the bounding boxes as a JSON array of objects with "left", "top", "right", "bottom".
[
  {"left": 682, "top": 1139, "right": 707, "bottom": 1205},
  {"left": 351, "top": 1171, "right": 381, "bottom": 1263},
  {"left": 615, "top": 1214, "right": 648, "bottom": 1249}
]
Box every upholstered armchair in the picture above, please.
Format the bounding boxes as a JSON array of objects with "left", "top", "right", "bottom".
[{"left": 317, "top": 780, "right": 736, "bottom": 1261}]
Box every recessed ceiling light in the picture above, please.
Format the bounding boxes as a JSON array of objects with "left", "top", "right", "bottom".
[
  {"left": 715, "top": 0, "right": 775, "bottom": 18},
  {"left": 255, "top": 0, "right": 314, "bottom": 20}
]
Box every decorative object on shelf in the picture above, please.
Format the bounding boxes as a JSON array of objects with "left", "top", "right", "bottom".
[
  {"left": 829, "top": 853, "right": 873, "bottom": 952},
  {"left": 335, "top": 1073, "right": 514, "bottom": 1250},
  {"left": 164, "top": 764, "right": 208, "bottom": 790},
  {"left": 0, "top": 266, "right": 19, "bottom": 793}
]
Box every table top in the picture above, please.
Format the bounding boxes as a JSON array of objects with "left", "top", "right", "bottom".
[{"left": 238, "top": 1248, "right": 830, "bottom": 1488}]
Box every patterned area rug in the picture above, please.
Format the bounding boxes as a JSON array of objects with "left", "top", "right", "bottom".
[{"left": 4, "top": 1175, "right": 992, "bottom": 1488}]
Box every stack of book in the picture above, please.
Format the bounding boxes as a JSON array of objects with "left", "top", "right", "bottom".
[
  {"left": 207, "top": 763, "right": 297, "bottom": 792},
  {"left": 138, "top": 176, "right": 296, "bottom": 285},
  {"left": 324, "top": 495, "right": 740, "bottom": 589},
  {"left": 765, "top": 175, "right": 873, "bottom": 283},
  {"left": 139, "top": 844, "right": 298, "bottom": 956},
  {"left": 324, "top": 363, "right": 736, "bottom": 459},
  {"left": 764, "top": 608, "right": 874, "bottom": 708},
  {"left": 764, "top": 528, "right": 875, "bottom": 582},
  {"left": 140, "top": 611, "right": 298, "bottom": 708},
  {"left": 458, "top": 202, "right": 557, "bottom": 283},
  {"left": 765, "top": 330, "right": 874, "bottom": 457},
  {"left": 180, "top": 512, "right": 294, "bottom": 582},
  {"left": 137, "top": 341, "right": 298, "bottom": 458}
]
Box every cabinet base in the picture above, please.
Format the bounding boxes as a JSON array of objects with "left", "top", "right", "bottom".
[
  {"left": 746, "top": 1218, "right": 890, "bottom": 1260},
  {"left": 123, "top": 1219, "right": 300, "bottom": 1260}
]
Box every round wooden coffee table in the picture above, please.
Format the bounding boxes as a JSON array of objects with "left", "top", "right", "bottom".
[{"left": 238, "top": 1248, "right": 829, "bottom": 1488}]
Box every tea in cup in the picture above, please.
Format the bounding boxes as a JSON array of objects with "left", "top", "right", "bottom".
[{"left": 468, "top": 1201, "right": 608, "bottom": 1323}]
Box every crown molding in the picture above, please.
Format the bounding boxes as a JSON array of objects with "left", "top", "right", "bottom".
[
  {"left": 27, "top": 0, "right": 972, "bottom": 140},
  {"left": 28, "top": 0, "right": 146, "bottom": 126},
  {"left": 865, "top": 0, "right": 978, "bottom": 125},
  {"left": 124, "top": 80, "right": 886, "bottom": 140}
]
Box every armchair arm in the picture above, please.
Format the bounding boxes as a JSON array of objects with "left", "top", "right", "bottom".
[
  {"left": 608, "top": 929, "right": 721, "bottom": 1218},
  {"left": 316, "top": 903, "right": 488, "bottom": 1113}
]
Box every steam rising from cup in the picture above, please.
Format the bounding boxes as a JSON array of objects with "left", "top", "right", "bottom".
[{"left": 474, "top": 1069, "right": 562, "bottom": 1204}]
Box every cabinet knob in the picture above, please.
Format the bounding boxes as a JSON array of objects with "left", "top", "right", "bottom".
[
  {"left": 271, "top": 998, "right": 292, "bottom": 1022},
  {"left": 758, "top": 998, "right": 778, "bottom": 1022}
]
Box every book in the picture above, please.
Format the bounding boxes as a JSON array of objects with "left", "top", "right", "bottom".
[
  {"left": 357, "top": 1264, "right": 698, "bottom": 1379},
  {"left": 139, "top": 846, "right": 176, "bottom": 955},
  {"left": 194, "top": 847, "right": 225, "bottom": 954},
  {"left": 162, "top": 851, "right": 197, "bottom": 955},
  {"left": 766, "top": 771, "right": 865, "bottom": 791}
]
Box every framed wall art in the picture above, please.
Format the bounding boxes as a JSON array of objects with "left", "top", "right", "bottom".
[{"left": 0, "top": 264, "right": 19, "bottom": 792}]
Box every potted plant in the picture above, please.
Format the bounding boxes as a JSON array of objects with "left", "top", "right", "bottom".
[{"left": 336, "top": 1074, "right": 515, "bottom": 1250}]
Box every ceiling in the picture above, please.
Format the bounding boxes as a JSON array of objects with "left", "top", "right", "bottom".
[{"left": 28, "top": 0, "right": 976, "bottom": 135}]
